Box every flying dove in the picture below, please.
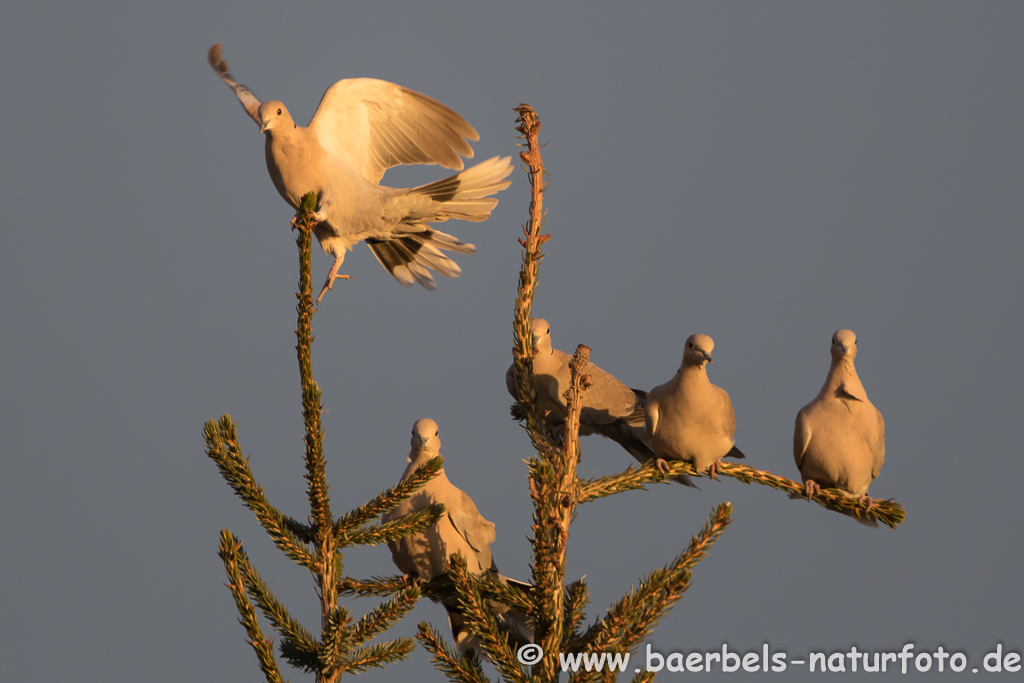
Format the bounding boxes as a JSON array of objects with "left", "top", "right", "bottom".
[
  {"left": 382, "top": 418, "right": 532, "bottom": 657},
  {"left": 207, "top": 44, "right": 513, "bottom": 301},
  {"left": 794, "top": 329, "right": 885, "bottom": 522},
  {"left": 505, "top": 318, "right": 696, "bottom": 486},
  {"left": 645, "top": 334, "right": 745, "bottom": 480}
]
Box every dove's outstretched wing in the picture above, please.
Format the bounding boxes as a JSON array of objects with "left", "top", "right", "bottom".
[
  {"left": 309, "top": 79, "right": 479, "bottom": 184},
  {"left": 207, "top": 44, "right": 261, "bottom": 125}
]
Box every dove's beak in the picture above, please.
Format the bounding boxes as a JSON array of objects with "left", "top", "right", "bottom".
[
  {"left": 258, "top": 119, "right": 269, "bottom": 134},
  {"left": 701, "top": 351, "right": 713, "bottom": 365}
]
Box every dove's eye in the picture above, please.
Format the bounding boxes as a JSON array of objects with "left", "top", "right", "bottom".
[
  {"left": 277, "top": 108, "right": 282, "bottom": 115},
  {"left": 546, "top": 328, "right": 550, "bottom": 334},
  {"left": 687, "top": 340, "right": 694, "bottom": 349},
  {"left": 434, "top": 430, "right": 438, "bottom": 436}
]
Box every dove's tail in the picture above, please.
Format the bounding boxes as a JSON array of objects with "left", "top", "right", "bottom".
[
  {"left": 366, "top": 229, "right": 477, "bottom": 290},
  {"left": 410, "top": 155, "right": 514, "bottom": 222},
  {"left": 368, "top": 156, "right": 512, "bottom": 290},
  {"left": 724, "top": 445, "right": 746, "bottom": 459}
]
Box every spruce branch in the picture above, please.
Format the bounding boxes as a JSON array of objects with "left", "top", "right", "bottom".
[
  {"left": 446, "top": 555, "right": 530, "bottom": 683},
  {"left": 511, "top": 104, "right": 555, "bottom": 455},
  {"left": 337, "top": 575, "right": 417, "bottom": 598},
  {"left": 227, "top": 532, "right": 321, "bottom": 668},
  {"left": 337, "top": 573, "right": 476, "bottom": 603},
  {"left": 218, "top": 530, "right": 288, "bottom": 683},
  {"left": 417, "top": 622, "right": 493, "bottom": 683},
  {"left": 294, "top": 192, "right": 332, "bottom": 531},
  {"left": 528, "top": 344, "right": 590, "bottom": 681},
  {"left": 561, "top": 578, "right": 591, "bottom": 653},
  {"left": 343, "top": 640, "right": 419, "bottom": 674},
  {"left": 333, "top": 456, "right": 445, "bottom": 536},
  {"left": 350, "top": 587, "right": 422, "bottom": 647},
  {"left": 317, "top": 607, "right": 353, "bottom": 676},
  {"left": 476, "top": 571, "right": 534, "bottom": 617},
  {"left": 574, "top": 463, "right": 657, "bottom": 504},
  {"left": 211, "top": 187, "right": 433, "bottom": 680},
  {"left": 205, "top": 417, "right": 317, "bottom": 568},
  {"left": 578, "top": 459, "right": 905, "bottom": 529},
  {"left": 339, "top": 505, "right": 447, "bottom": 548},
  {"left": 292, "top": 193, "right": 346, "bottom": 683},
  {"left": 577, "top": 502, "right": 732, "bottom": 669},
  {"left": 562, "top": 345, "right": 591, "bottom": 467}
]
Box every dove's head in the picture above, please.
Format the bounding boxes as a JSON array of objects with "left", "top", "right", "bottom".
[
  {"left": 830, "top": 329, "right": 858, "bottom": 362},
  {"left": 257, "top": 101, "right": 295, "bottom": 135},
  {"left": 682, "top": 334, "right": 715, "bottom": 368},
  {"left": 530, "top": 318, "right": 553, "bottom": 356},
  {"left": 410, "top": 418, "right": 441, "bottom": 455}
]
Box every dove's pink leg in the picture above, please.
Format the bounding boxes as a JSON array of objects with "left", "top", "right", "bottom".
[
  {"left": 706, "top": 460, "right": 721, "bottom": 481},
  {"left": 317, "top": 256, "right": 352, "bottom": 303}
]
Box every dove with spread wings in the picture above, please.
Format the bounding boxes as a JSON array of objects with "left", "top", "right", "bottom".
[{"left": 208, "top": 44, "right": 512, "bottom": 301}]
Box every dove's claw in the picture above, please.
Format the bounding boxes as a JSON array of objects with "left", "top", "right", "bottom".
[
  {"left": 706, "top": 461, "right": 721, "bottom": 480},
  {"left": 316, "top": 273, "right": 352, "bottom": 303},
  {"left": 803, "top": 480, "right": 821, "bottom": 501},
  {"left": 858, "top": 494, "right": 878, "bottom": 516}
]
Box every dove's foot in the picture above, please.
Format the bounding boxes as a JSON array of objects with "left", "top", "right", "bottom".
[
  {"left": 858, "top": 494, "right": 878, "bottom": 516},
  {"left": 290, "top": 206, "right": 328, "bottom": 229},
  {"left": 803, "top": 480, "right": 821, "bottom": 501},
  {"left": 316, "top": 273, "right": 352, "bottom": 303},
  {"left": 706, "top": 461, "right": 721, "bottom": 481},
  {"left": 652, "top": 458, "right": 669, "bottom": 475}
]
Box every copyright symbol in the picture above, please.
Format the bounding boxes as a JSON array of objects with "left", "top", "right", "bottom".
[{"left": 517, "top": 643, "right": 543, "bottom": 665}]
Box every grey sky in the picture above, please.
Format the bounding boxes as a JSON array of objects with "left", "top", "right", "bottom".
[{"left": 2, "top": 2, "right": 1022, "bottom": 681}]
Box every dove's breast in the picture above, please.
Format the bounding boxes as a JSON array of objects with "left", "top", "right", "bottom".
[{"left": 264, "top": 130, "right": 328, "bottom": 209}]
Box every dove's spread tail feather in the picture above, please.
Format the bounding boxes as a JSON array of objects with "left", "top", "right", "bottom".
[
  {"left": 367, "top": 156, "right": 511, "bottom": 289},
  {"left": 367, "top": 229, "right": 476, "bottom": 290},
  {"left": 410, "top": 156, "right": 513, "bottom": 222}
]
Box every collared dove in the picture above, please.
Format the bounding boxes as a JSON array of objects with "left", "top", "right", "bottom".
[
  {"left": 207, "top": 44, "right": 513, "bottom": 301},
  {"left": 382, "top": 419, "right": 532, "bottom": 657},
  {"left": 645, "top": 334, "right": 745, "bottom": 480},
  {"left": 506, "top": 318, "right": 696, "bottom": 486},
  {"left": 794, "top": 329, "right": 885, "bottom": 523}
]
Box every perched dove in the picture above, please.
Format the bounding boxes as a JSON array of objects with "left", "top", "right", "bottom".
[
  {"left": 207, "top": 44, "right": 513, "bottom": 301},
  {"left": 645, "top": 334, "right": 745, "bottom": 480},
  {"left": 382, "top": 418, "right": 532, "bottom": 657},
  {"left": 505, "top": 318, "right": 696, "bottom": 486},
  {"left": 794, "top": 329, "right": 885, "bottom": 521}
]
